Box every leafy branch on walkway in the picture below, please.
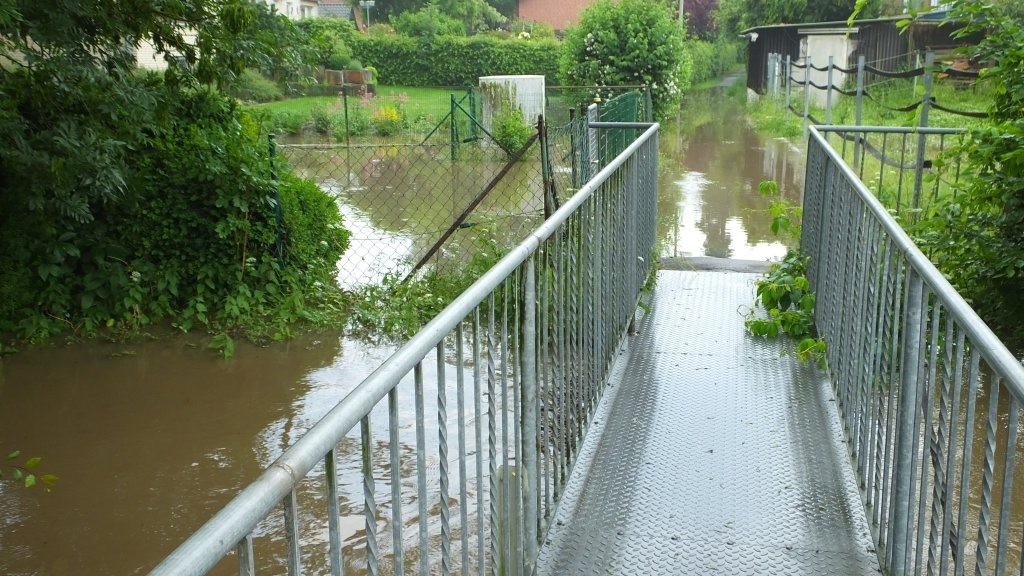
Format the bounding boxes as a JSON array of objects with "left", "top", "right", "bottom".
[{"left": 743, "top": 181, "right": 827, "bottom": 367}]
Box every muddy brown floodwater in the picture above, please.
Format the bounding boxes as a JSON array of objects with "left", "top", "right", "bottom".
[{"left": 0, "top": 87, "right": 810, "bottom": 576}]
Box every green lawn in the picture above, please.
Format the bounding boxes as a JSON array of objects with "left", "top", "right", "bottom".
[{"left": 252, "top": 85, "right": 468, "bottom": 121}]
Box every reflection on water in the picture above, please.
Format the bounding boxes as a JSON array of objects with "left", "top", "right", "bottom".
[
  {"left": 0, "top": 333, "right": 486, "bottom": 576},
  {"left": 658, "top": 89, "right": 804, "bottom": 261},
  {"left": 0, "top": 89, "right": 812, "bottom": 576}
]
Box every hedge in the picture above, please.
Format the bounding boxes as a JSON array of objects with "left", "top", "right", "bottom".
[
  {"left": 686, "top": 39, "right": 743, "bottom": 86},
  {"left": 350, "top": 34, "right": 561, "bottom": 87}
]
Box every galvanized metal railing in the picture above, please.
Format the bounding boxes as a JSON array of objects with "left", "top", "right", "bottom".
[
  {"left": 148, "top": 122, "right": 659, "bottom": 576},
  {"left": 817, "top": 126, "right": 966, "bottom": 223},
  {"left": 803, "top": 125, "right": 1024, "bottom": 576}
]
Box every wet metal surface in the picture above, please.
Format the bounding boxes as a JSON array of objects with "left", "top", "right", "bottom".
[{"left": 536, "top": 270, "right": 880, "bottom": 575}]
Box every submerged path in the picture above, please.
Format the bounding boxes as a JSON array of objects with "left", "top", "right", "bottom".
[{"left": 536, "top": 269, "right": 881, "bottom": 575}]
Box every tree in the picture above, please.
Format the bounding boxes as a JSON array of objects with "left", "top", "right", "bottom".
[
  {"left": 0, "top": 0, "right": 349, "bottom": 342},
  {"left": 391, "top": 4, "right": 467, "bottom": 37},
  {"left": 297, "top": 17, "right": 358, "bottom": 69},
  {"left": 917, "top": 0, "right": 1024, "bottom": 346},
  {"left": 560, "top": 0, "right": 691, "bottom": 118},
  {"left": 685, "top": 0, "right": 720, "bottom": 39},
  {"left": 434, "top": 0, "right": 506, "bottom": 32}
]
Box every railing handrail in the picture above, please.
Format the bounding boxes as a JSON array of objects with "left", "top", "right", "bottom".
[
  {"left": 808, "top": 125, "right": 1024, "bottom": 395},
  {"left": 148, "top": 121, "right": 659, "bottom": 576},
  {"left": 815, "top": 125, "right": 966, "bottom": 135}
]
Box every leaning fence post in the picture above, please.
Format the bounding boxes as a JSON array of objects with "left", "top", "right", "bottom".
[
  {"left": 912, "top": 51, "right": 933, "bottom": 212},
  {"left": 890, "top": 271, "right": 925, "bottom": 576},
  {"left": 825, "top": 56, "right": 834, "bottom": 125},
  {"left": 521, "top": 255, "right": 539, "bottom": 574},
  {"left": 802, "top": 56, "right": 812, "bottom": 136},
  {"left": 268, "top": 134, "right": 284, "bottom": 265}
]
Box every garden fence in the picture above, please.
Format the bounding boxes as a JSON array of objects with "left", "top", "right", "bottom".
[
  {"left": 149, "top": 121, "right": 660, "bottom": 576},
  {"left": 762, "top": 50, "right": 985, "bottom": 134},
  {"left": 271, "top": 89, "right": 651, "bottom": 288}
]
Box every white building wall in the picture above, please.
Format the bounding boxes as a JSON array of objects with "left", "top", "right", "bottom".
[
  {"left": 267, "top": 0, "right": 318, "bottom": 19},
  {"left": 800, "top": 33, "right": 856, "bottom": 108}
]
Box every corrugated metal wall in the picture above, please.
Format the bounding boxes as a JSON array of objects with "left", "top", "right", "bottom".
[{"left": 746, "top": 29, "right": 801, "bottom": 94}]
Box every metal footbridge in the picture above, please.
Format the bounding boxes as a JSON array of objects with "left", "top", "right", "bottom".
[{"left": 149, "top": 124, "right": 1024, "bottom": 576}]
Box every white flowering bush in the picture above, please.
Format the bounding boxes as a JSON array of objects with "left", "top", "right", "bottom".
[{"left": 558, "top": 0, "right": 691, "bottom": 118}]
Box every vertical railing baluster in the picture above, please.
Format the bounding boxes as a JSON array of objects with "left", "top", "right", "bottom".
[
  {"left": 937, "top": 329, "right": 966, "bottom": 576},
  {"left": 953, "top": 349, "right": 981, "bottom": 575},
  {"left": 474, "top": 309, "right": 486, "bottom": 576},
  {"left": 912, "top": 297, "right": 942, "bottom": 575},
  {"left": 487, "top": 295, "right": 500, "bottom": 576},
  {"left": 326, "top": 449, "right": 344, "bottom": 576},
  {"left": 974, "top": 373, "right": 1002, "bottom": 575},
  {"left": 456, "top": 324, "right": 471, "bottom": 574},
  {"left": 284, "top": 490, "right": 302, "bottom": 576},
  {"left": 237, "top": 534, "right": 254, "bottom": 576},
  {"left": 522, "top": 257, "right": 539, "bottom": 573},
  {"left": 994, "top": 394, "right": 1019, "bottom": 576},
  {"left": 415, "top": 363, "right": 429, "bottom": 576},
  {"left": 437, "top": 341, "right": 452, "bottom": 576},
  {"left": 361, "top": 417, "right": 379, "bottom": 576},
  {"left": 388, "top": 388, "right": 404, "bottom": 575}
]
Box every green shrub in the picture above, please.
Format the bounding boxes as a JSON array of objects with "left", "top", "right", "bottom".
[
  {"left": 307, "top": 105, "right": 341, "bottom": 134},
  {"left": 492, "top": 106, "right": 533, "bottom": 158},
  {"left": 559, "top": 0, "right": 691, "bottom": 118},
  {"left": 269, "top": 110, "right": 306, "bottom": 135},
  {"left": 350, "top": 34, "right": 560, "bottom": 86},
  {"left": 229, "top": 69, "right": 284, "bottom": 103},
  {"left": 686, "top": 39, "right": 742, "bottom": 87},
  {"left": 392, "top": 5, "right": 467, "bottom": 37}
]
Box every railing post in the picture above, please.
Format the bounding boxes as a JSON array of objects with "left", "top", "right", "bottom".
[
  {"left": 912, "top": 51, "right": 933, "bottom": 211},
  {"left": 854, "top": 55, "right": 865, "bottom": 167},
  {"left": 521, "top": 256, "right": 539, "bottom": 574},
  {"left": 802, "top": 56, "right": 811, "bottom": 137},
  {"left": 785, "top": 54, "right": 792, "bottom": 113},
  {"left": 890, "top": 270, "right": 925, "bottom": 576},
  {"left": 825, "top": 56, "right": 834, "bottom": 126}
]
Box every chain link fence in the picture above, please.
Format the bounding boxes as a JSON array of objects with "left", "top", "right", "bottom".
[{"left": 272, "top": 87, "right": 651, "bottom": 288}]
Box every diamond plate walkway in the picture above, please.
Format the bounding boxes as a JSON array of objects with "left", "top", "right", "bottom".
[{"left": 536, "top": 269, "right": 881, "bottom": 575}]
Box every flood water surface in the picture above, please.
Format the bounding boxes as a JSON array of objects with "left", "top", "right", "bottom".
[
  {"left": 0, "top": 88, "right": 806, "bottom": 575},
  {"left": 658, "top": 88, "right": 804, "bottom": 261}
]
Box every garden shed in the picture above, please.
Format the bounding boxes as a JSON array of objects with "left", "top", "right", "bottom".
[{"left": 741, "top": 12, "right": 976, "bottom": 96}]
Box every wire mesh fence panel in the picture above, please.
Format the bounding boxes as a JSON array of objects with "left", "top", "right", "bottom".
[
  {"left": 279, "top": 138, "right": 545, "bottom": 288},
  {"left": 818, "top": 126, "right": 966, "bottom": 224},
  {"left": 273, "top": 87, "right": 650, "bottom": 289}
]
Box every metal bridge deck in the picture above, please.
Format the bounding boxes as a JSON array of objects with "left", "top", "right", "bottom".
[{"left": 536, "top": 269, "right": 881, "bottom": 575}]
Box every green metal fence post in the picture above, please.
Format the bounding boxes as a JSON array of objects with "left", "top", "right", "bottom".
[{"left": 450, "top": 94, "right": 458, "bottom": 162}]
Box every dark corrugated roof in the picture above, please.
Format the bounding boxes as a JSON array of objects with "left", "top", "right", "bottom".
[{"left": 739, "top": 12, "right": 951, "bottom": 34}]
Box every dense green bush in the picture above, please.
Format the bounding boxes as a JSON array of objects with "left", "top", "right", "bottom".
[
  {"left": 559, "top": 0, "right": 691, "bottom": 118},
  {"left": 0, "top": 75, "right": 349, "bottom": 342},
  {"left": 350, "top": 34, "right": 561, "bottom": 86},
  {"left": 492, "top": 106, "right": 533, "bottom": 158},
  {"left": 915, "top": 1, "right": 1024, "bottom": 347},
  {"left": 296, "top": 18, "right": 358, "bottom": 70},
  {"left": 229, "top": 69, "right": 284, "bottom": 103},
  {"left": 392, "top": 5, "right": 467, "bottom": 37},
  {"left": 686, "top": 39, "right": 742, "bottom": 87}
]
